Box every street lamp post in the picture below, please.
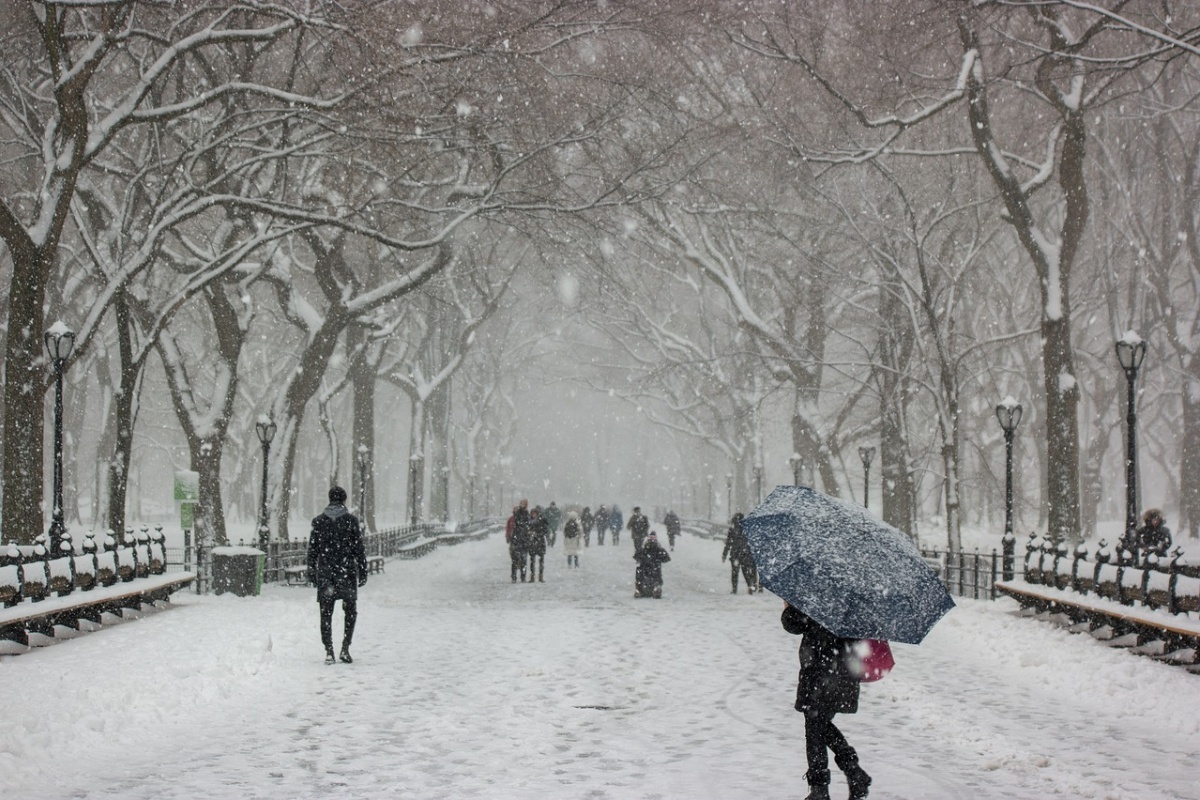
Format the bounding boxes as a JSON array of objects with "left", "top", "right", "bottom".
[
  {"left": 44, "top": 323, "right": 76, "bottom": 556},
  {"left": 788, "top": 454, "right": 802, "bottom": 486},
  {"left": 753, "top": 465, "right": 763, "bottom": 504},
  {"left": 707, "top": 474, "right": 714, "bottom": 520},
  {"left": 857, "top": 446, "right": 876, "bottom": 509},
  {"left": 726, "top": 473, "right": 734, "bottom": 517},
  {"left": 1116, "top": 331, "right": 1147, "bottom": 563},
  {"left": 255, "top": 417, "right": 276, "bottom": 550},
  {"left": 995, "top": 397, "right": 1023, "bottom": 581}
]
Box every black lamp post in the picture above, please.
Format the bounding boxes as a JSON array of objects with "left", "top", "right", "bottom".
[
  {"left": 726, "top": 473, "right": 734, "bottom": 516},
  {"left": 995, "top": 397, "right": 1022, "bottom": 580},
  {"left": 789, "top": 454, "right": 802, "bottom": 486},
  {"left": 1116, "top": 331, "right": 1147, "bottom": 561},
  {"left": 707, "top": 474, "right": 714, "bottom": 520},
  {"left": 858, "top": 446, "right": 875, "bottom": 509},
  {"left": 45, "top": 323, "right": 76, "bottom": 556},
  {"left": 753, "top": 465, "right": 763, "bottom": 504},
  {"left": 255, "top": 417, "right": 276, "bottom": 549}
]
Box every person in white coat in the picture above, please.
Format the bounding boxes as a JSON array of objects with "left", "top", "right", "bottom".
[{"left": 561, "top": 511, "right": 583, "bottom": 568}]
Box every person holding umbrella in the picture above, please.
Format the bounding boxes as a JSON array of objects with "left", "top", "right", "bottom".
[{"left": 782, "top": 603, "right": 871, "bottom": 799}]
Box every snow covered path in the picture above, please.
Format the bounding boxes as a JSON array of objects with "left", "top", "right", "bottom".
[{"left": 3, "top": 527, "right": 1199, "bottom": 799}]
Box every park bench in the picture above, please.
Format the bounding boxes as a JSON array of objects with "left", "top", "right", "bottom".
[
  {"left": 996, "top": 533, "right": 1200, "bottom": 673},
  {"left": 0, "top": 528, "right": 193, "bottom": 649},
  {"left": 282, "top": 555, "right": 385, "bottom": 587}
]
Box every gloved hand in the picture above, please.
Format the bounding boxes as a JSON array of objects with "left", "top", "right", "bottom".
[{"left": 358, "top": 574, "right": 368, "bottom": 588}]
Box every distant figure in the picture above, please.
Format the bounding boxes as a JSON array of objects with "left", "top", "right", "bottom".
[
  {"left": 781, "top": 604, "right": 871, "bottom": 800},
  {"left": 633, "top": 532, "right": 671, "bottom": 598},
  {"left": 628, "top": 506, "right": 650, "bottom": 551},
  {"left": 722, "top": 513, "right": 759, "bottom": 594},
  {"left": 1136, "top": 508, "right": 1173, "bottom": 564},
  {"left": 610, "top": 505, "right": 624, "bottom": 546},
  {"left": 545, "top": 501, "right": 562, "bottom": 548},
  {"left": 528, "top": 507, "right": 549, "bottom": 583},
  {"left": 562, "top": 511, "right": 583, "bottom": 568},
  {"left": 581, "top": 506, "right": 595, "bottom": 547},
  {"left": 595, "top": 504, "right": 608, "bottom": 546},
  {"left": 511, "top": 500, "right": 531, "bottom": 583},
  {"left": 663, "top": 509, "right": 681, "bottom": 550},
  {"left": 307, "top": 486, "right": 367, "bottom": 665}
]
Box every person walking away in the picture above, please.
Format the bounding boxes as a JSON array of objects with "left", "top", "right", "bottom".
[
  {"left": 628, "top": 506, "right": 650, "bottom": 551},
  {"left": 781, "top": 604, "right": 871, "bottom": 800},
  {"left": 545, "top": 501, "right": 562, "bottom": 548},
  {"left": 722, "top": 512, "right": 759, "bottom": 594},
  {"left": 511, "top": 500, "right": 531, "bottom": 582},
  {"left": 307, "top": 486, "right": 368, "bottom": 664},
  {"left": 581, "top": 506, "right": 595, "bottom": 547},
  {"left": 663, "top": 509, "right": 681, "bottom": 551},
  {"left": 562, "top": 511, "right": 583, "bottom": 568},
  {"left": 610, "top": 505, "right": 624, "bottom": 546},
  {"left": 528, "top": 507, "right": 549, "bottom": 582},
  {"left": 595, "top": 504, "right": 608, "bottom": 546},
  {"left": 1136, "top": 508, "right": 1173, "bottom": 564},
  {"left": 633, "top": 532, "right": 671, "bottom": 598}
]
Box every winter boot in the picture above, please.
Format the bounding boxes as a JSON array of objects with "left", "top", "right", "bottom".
[
  {"left": 804, "top": 768, "right": 831, "bottom": 800},
  {"left": 836, "top": 753, "right": 871, "bottom": 799},
  {"left": 339, "top": 648, "right": 353, "bottom": 664},
  {"left": 324, "top": 648, "right": 336, "bottom": 665}
]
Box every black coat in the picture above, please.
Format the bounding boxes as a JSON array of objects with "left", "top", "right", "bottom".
[
  {"left": 511, "top": 507, "right": 532, "bottom": 552},
  {"left": 528, "top": 516, "right": 549, "bottom": 555},
  {"left": 1136, "top": 522, "right": 1173, "bottom": 559},
  {"left": 307, "top": 505, "right": 367, "bottom": 601},
  {"left": 723, "top": 523, "right": 753, "bottom": 563},
  {"left": 633, "top": 541, "right": 671, "bottom": 587},
  {"left": 781, "top": 606, "right": 859, "bottom": 716}
]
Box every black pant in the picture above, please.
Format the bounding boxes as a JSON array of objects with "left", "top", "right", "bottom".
[
  {"left": 529, "top": 552, "right": 544, "bottom": 580},
  {"left": 510, "top": 549, "right": 527, "bottom": 581},
  {"left": 803, "top": 709, "right": 857, "bottom": 784},
  {"left": 319, "top": 596, "right": 357, "bottom": 652},
  {"left": 567, "top": 554, "right": 578, "bottom": 567},
  {"left": 730, "top": 559, "right": 758, "bottom": 592}
]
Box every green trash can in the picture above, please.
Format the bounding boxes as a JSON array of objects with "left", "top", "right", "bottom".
[{"left": 211, "top": 546, "right": 265, "bottom": 596}]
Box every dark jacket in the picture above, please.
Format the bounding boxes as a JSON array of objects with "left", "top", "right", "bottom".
[
  {"left": 663, "top": 512, "right": 681, "bottom": 538},
  {"left": 633, "top": 539, "right": 671, "bottom": 588},
  {"left": 307, "top": 504, "right": 367, "bottom": 601},
  {"left": 528, "top": 515, "right": 549, "bottom": 556},
  {"left": 723, "top": 520, "right": 753, "bottom": 564},
  {"left": 781, "top": 605, "right": 859, "bottom": 716},
  {"left": 511, "top": 507, "right": 532, "bottom": 552},
  {"left": 1136, "top": 521, "right": 1173, "bottom": 560},
  {"left": 581, "top": 507, "right": 594, "bottom": 532}
]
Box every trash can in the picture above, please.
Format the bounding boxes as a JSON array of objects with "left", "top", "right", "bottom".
[{"left": 210, "top": 546, "right": 265, "bottom": 596}]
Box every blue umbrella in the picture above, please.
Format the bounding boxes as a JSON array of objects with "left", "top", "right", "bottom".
[{"left": 742, "top": 485, "right": 954, "bottom": 645}]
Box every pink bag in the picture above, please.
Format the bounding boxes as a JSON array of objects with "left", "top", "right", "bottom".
[{"left": 850, "top": 639, "right": 894, "bottom": 682}]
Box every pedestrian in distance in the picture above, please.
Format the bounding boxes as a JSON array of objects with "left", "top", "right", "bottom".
[
  {"left": 595, "top": 504, "right": 608, "bottom": 546},
  {"left": 562, "top": 511, "right": 583, "bottom": 568},
  {"left": 663, "top": 509, "right": 681, "bottom": 551},
  {"left": 581, "top": 506, "right": 595, "bottom": 547},
  {"left": 528, "top": 507, "right": 549, "bottom": 582},
  {"left": 722, "top": 512, "right": 760, "bottom": 594},
  {"left": 511, "top": 500, "right": 531, "bottom": 583},
  {"left": 306, "top": 486, "right": 368, "bottom": 665},
  {"left": 633, "top": 531, "right": 671, "bottom": 598},
  {"left": 628, "top": 506, "right": 650, "bottom": 551},
  {"left": 610, "top": 505, "right": 623, "bottom": 546},
  {"left": 545, "top": 501, "right": 562, "bottom": 548},
  {"left": 781, "top": 603, "right": 872, "bottom": 800}
]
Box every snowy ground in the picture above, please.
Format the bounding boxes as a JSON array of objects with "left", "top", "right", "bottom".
[{"left": 2, "top": 526, "right": 1199, "bottom": 799}]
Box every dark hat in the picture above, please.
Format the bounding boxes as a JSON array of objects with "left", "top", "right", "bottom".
[{"left": 329, "top": 486, "right": 347, "bottom": 504}]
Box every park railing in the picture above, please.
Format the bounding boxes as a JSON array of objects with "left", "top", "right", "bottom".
[{"left": 167, "top": 517, "right": 500, "bottom": 593}]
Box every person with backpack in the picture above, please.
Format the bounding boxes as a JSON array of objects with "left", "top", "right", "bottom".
[
  {"left": 781, "top": 604, "right": 872, "bottom": 800},
  {"left": 633, "top": 532, "right": 671, "bottom": 598},
  {"left": 562, "top": 510, "right": 583, "bottom": 568},
  {"left": 307, "top": 486, "right": 368, "bottom": 665},
  {"left": 627, "top": 506, "right": 650, "bottom": 551}
]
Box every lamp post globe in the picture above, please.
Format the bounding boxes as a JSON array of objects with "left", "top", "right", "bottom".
[
  {"left": 44, "top": 322, "right": 76, "bottom": 556},
  {"left": 1116, "top": 331, "right": 1147, "bottom": 560},
  {"left": 995, "top": 397, "right": 1022, "bottom": 578},
  {"left": 255, "top": 417, "right": 276, "bottom": 549},
  {"left": 857, "top": 446, "right": 875, "bottom": 509}
]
